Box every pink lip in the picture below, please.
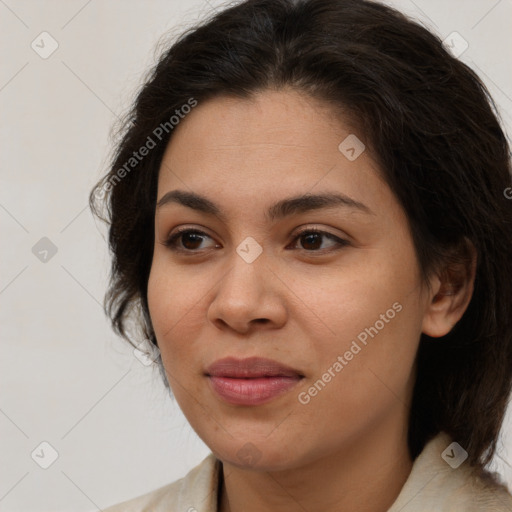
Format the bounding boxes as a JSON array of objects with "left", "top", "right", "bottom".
[{"left": 205, "top": 357, "right": 304, "bottom": 406}]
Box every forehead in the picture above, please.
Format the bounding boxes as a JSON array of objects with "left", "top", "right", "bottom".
[
  {"left": 164, "top": 89, "right": 351, "bottom": 154},
  {"left": 156, "top": 89, "right": 391, "bottom": 217}
]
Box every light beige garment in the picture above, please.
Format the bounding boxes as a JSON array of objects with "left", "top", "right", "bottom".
[{"left": 103, "top": 431, "right": 512, "bottom": 511}]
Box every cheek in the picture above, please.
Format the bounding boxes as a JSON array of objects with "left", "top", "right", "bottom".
[
  {"left": 305, "top": 246, "right": 420, "bottom": 341},
  {"left": 147, "top": 257, "right": 202, "bottom": 332},
  {"left": 302, "top": 242, "right": 423, "bottom": 396},
  {"left": 147, "top": 259, "right": 210, "bottom": 378},
  {"left": 147, "top": 262, "right": 186, "bottom": 361},
  {"left": 147, "top": 263, "right": 174, "bottom": 337},
  {"left": 295, "top": 296, "right": 420, "bottom": 449}
]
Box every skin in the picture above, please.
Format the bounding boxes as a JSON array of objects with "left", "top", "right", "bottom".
[{"left": 147, "top": 89, "right": 475, "bottom": 512}]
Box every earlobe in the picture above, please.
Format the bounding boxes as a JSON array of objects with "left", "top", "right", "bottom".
[{"left": 421, "top": 240, "right": 477, "bottom": 338}]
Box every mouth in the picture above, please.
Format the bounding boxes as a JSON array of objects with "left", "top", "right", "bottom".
[{"left": 205, "top": 356, "right": 304, "bottom": 406}]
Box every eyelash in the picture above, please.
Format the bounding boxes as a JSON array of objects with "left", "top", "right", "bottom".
[{"left": 162, "top": 226, "right": 349, "bottom": 255}]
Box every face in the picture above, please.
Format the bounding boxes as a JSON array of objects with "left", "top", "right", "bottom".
[{"left": 147, "top": 89, "right": 431, "bottom": 470}]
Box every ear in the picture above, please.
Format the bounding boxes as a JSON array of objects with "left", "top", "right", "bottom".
[{"left": 422, "top": 239, "right": 477, "bottom": 338}]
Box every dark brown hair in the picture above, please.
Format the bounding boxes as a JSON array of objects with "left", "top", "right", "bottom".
[{"left": 90, "top": 0, "right": 512, "bottom": 470}]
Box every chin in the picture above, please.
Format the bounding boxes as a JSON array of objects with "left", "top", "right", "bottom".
[{"left": 211, "top": 438, "right": 305, "bottom": 471}]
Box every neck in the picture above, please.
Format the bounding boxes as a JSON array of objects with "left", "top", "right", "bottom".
[{"left": 218, "top": 411, "right": 413, "bottom": 512}]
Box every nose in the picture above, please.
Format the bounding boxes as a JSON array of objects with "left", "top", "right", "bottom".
[{"left": 206, "top": 250, "right": 287, "bottom": 334}]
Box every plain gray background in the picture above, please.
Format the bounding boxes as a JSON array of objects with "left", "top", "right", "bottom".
[{"left": 1, "top": 1, "right": 511, "bottom": 510}]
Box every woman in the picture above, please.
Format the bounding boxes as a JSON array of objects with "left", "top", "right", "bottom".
[{"left": 91, "top": 0, "right": 512, "bottom": 510}]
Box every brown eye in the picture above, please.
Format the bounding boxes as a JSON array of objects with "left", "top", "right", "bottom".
[
  {"left": 163, "top": 229, "right": 217, "bottom": 252},
  {"left": 290, "top": 228, "right": 348, "bottom": 252},
  {"left": 181, "top": 232, "right": 205, "bottom": 250},
  {"left": 162, "top": 227, "right": 348, "bottom": 255},
  {"left": 300, "top": 232, "right": 323, "bottom": 250}
]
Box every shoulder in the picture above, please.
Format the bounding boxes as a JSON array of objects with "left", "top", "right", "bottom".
[
  {"left": 453, "top": 465, "right": 512, "bottom": 511},
  {"left": 388, "top": 431, "right": 512, "bottom": 512},
  {"left": 102, "top": 453, "right": 221, "bottom": 512}
]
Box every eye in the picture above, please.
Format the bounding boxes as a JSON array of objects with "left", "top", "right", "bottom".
[
  {"left": 161, "top": 226, "right": 349, "bottom": 254},
  {"left": 288, "top": 227, "right": 349, "bottom": 253},
  {"left": 162, "top": 228, "right": 219, "bottom": 252}
]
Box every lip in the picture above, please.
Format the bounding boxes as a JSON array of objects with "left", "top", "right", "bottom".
[
  {"left": 205, "top": 356, "right": 304, "bottom": 378},
  {"left": 205, "top": 357, "right": 304, "bottom": 406}
]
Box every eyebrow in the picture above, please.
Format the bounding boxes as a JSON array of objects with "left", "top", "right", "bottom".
[{"left": 156, "top": 189, "right": 374, "bottom": 222}]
